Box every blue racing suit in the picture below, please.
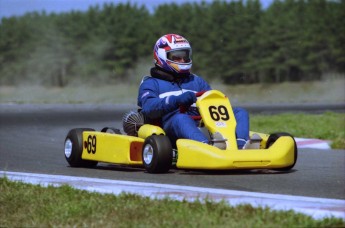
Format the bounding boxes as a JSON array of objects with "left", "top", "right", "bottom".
[{"left": 137, "top": 68, "right": 249, "bottom": 148}]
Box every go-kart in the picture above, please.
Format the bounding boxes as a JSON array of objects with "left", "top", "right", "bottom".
[{"left": 64, "top": 90, "right": 297, "bottom": 173}]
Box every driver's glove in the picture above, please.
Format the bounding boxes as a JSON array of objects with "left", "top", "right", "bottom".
[{"left": 172, "top": 91, "right": 197, "bottom": 106}]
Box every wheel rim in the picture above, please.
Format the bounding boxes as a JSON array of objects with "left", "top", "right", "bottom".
[
  {"left": 143, "top": 144, "right": 154, "bottom": 165},
  {"left": 64, "top": 139, "right": 72, "bottom": 158}
]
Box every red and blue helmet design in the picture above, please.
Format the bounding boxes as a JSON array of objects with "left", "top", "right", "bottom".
[{"left": 153, "top": 34, "right": 192, "bottom": 75}]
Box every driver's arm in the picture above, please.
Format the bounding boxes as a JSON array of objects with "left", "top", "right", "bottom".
[{"left": 138, "top": 78, "right": 180, "bottom": 119}]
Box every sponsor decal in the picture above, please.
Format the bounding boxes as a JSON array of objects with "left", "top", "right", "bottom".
[
  {"left": 174, "top": 36, "right": 188, "bottom": 44},
  {"left": 215, "top": 122, "right": 227, "bottom": 127}
]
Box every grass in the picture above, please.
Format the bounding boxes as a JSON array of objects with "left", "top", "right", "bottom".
[
  {"left": 251, "top": 112, "right": 345, "bottom": 149},
  {"left": 0, "top": 78, "right": 344, "bottom": 104},
  {"left": 1, "top": 178, "right": 344, "bottom": 227},
  {"left": 0, "top": 84, "right": 140, "bottom": 104}
]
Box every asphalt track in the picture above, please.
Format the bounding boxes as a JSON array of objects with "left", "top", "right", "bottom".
[{"left": 0, "top": 104, "right": 344, "bottom": 201}]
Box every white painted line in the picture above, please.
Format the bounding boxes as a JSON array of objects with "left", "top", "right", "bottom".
[{"left": 1, "top": 171, "right": 344, "bottom": 220}]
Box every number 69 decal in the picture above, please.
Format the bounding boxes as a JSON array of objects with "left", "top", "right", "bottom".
[
  {"left": 85, "top": 135, "right": 97, "bottom": 154},
  {"left": 208, "top": 105, "right": 230, "bottom": 121}
]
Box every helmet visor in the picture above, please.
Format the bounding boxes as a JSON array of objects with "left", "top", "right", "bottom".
[{"left": 167, "top": 49, "right": 191, "bottom": 63}]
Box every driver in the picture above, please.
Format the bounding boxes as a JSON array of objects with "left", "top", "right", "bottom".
[{"left": 137, "top": 34, "right": 250, "bottom": 149}]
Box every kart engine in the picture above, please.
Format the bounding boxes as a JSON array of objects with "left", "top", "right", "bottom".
[{"left": 122, "top": 110, "right": 145, "bottom": 136}]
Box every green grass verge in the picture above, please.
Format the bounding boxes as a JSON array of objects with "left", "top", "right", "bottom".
[
  {"left": 250, "top": 112, "right": 345, "bottom": 149},
  {"left": 1, "top": 178, "right": 344, "bottom": 227},
  {"left": 1, "top": 78, "right": 344, "bottom": 104}
]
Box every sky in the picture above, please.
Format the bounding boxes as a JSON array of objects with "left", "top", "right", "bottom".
[{"left": 0, "top": 0, "right": 273, "bottom": 19}]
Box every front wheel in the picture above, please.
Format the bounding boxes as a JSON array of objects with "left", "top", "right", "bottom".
[
  {"left": 266, "top": 132, "right": 298, "bottom": 171},
  {"left": 142, "top": 135, "right": 173, "bottom": 173},
  {"left": 64, "top": 128, "right": 98, "bottom": 167}
]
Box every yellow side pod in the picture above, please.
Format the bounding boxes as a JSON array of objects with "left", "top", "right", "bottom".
[
  {"left": 81, "top": 131, "right": 144, "bottom": 165},
  {"left": 138, "top": 124, "right": 165, "bottom": 138},
  {"left": 176, "top": 136, "right": 295, "bottom": 170}
]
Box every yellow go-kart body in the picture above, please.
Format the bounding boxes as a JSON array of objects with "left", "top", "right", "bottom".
[
  {"left": 176, "top": 136, "right": 295, "bottom": 170},
  {"left": 65, "top": 90, "right": 296, "bottom": 172},
  {"left": 176, "top": 90, "right": 295, "bottom": 170},
  {"left": 80, "top": 124, "right": 166, "bottom": 166}
]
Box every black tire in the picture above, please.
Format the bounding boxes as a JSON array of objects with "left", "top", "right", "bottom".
[
  {"left": 64, "top": 128, "right": 98, "bottom": 167},
  {"left": 266, "top": 132, "right": 298, "bottom": 171},
  {"left": 142, "top": 135, "right": 173, "bottom": 173}
]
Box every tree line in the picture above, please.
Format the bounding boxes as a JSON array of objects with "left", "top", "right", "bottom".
[{"left": 0, "top": 0, "right": 343, "bottom": 86}]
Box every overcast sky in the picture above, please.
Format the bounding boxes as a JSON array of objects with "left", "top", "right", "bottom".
[{"left": 0, "top": 0, "right": 274, "bottom": 19}]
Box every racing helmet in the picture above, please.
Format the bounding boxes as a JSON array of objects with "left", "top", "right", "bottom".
[{"left": 153, "top": 34, "right": 192, "bottom": 75}]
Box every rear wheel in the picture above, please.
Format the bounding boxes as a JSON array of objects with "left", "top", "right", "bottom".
[
  {"left": 266, "top": 132, "right": 298, "bottom": 171},
  {"left": 142, "top": 135, "right": 172, "bottom": 173},
  {"left": 64, "top": 128, "right": 98, "bottom": 167}
]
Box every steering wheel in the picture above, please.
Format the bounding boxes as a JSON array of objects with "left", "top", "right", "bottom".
[{"left": 179, "top": 90, "right": 207, "bottom": 120}]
